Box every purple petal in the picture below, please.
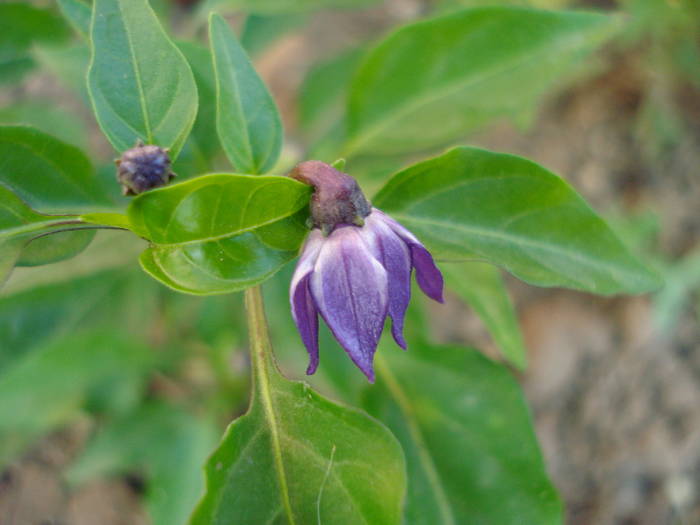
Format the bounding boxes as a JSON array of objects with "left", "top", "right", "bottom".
[
  {"left": 373, "top": 208, "right": 444, "bottom": 304},
  {"left": 290, "top": 231, "right": 324, "bottom": 374},
  {"left": 362, "top": 213, "right": 411, "bottom": 349},
  {"left": 310, "top": 226, "right": 388, "bottom": 382},
  {"left": 410, "top": 244, "right": 444, "bottom": 303}
]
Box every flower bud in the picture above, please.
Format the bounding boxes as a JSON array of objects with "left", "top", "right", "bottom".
[
  {"left": 115, "top": 140, "right": 176, "bottom": 196},
  {"left": 288, "top": 160, "right": 371, "bottom": 236}
]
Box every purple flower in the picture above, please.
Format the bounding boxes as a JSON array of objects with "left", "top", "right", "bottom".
[{"left": 289, "top": 161, "right": 443, "bottom": 382}]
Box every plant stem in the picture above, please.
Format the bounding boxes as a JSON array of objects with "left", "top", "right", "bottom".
[{"left": 244, "top": 286, "right": 296, "bottom": 524}]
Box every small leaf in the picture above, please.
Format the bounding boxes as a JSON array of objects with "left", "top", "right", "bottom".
[
  {"left": 190, "top": 357, "right": 406, "bottom": 524},
  {"left": 0, "top": 126, "right": 110, "bottom": 212},
  {"left": 88, "top": 0, "right": 198, "bottom": 157},
  {"left": 128, "top": 174, "right": 311, "bottom": 294},
  {"left": 57, "top": 0, "right": 92, "bottom": 40},
  {"left": 364, "top": 343, "right": 562, "bottom": 525},
  {"left": 444, "top": 262, "right": 526, "bottom": 369},
  {"left": 17, "top": 230, "right": 96, "bottom": 268},
  {"left": 374, "top": 147, "right": 662, "bottom": 295},
  {"left": 209, "top": 13, "right": 282, "bottom": 174},
  {"left": 346, "top": 7, "right": 618, "bottom": 155}
]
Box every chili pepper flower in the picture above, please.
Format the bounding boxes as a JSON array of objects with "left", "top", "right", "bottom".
[{"left": 289, "top": 161, "right": 443, "bottom": 382}]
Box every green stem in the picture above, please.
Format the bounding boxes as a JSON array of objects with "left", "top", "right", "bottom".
[{"left": 244, "top": 286, "right": 296, "bottom": 525}]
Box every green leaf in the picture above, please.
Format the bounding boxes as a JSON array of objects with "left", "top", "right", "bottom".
[
  {"left": 34, "top": 44, "right": 91, "bottom": 102},
  {"left": 68, "top": 402, "right": 217, "bottom": 525},
  {"left": 191, "top": 357, "right": 405, "bottom": 524},
  {"left": 0, "top": 331, "right": 154, "bottom": 468},
  {"left": 374, "top": 147, "right": 661, "bottom": 295},
  {"left": 0, "top": 126, "right": 110, "bottom": 212},
  {"left": 57, "top": 0, "right": 92, "bottom": 40},
  {"left": 346, "top": 7, "right": 618, "bottom": 156},
  {"left": 365, "top": 343, "right": 562, "bottom": 525},
  {"left": 128, "top": 174, "right": 311, "bottom": 294},
  {"left": 209, "top": 13, "right": 283, "bottom": 174},
  {"left": 444, "top": 262, "right": 526, "bottom": 369},
  {"left": 88, "top": 0, "right": 198, "bottom": 157},
  {"left": 16, "top": 230, "right": 96, "bottom": 267},
  {"left": 0, "top": 238, "right": 24, "bottom": 289}
]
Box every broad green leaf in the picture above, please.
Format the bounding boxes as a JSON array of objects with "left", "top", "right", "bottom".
[
  {"left": 190, "top": 315, "right": 406, "bottom": 524},
  {"left": 68, "top": 402, "right": 217, "bottom": 525},
  {"left": 128, "top": 174, "right": 311, "bottom": 294},
  {"left": 128, "top": 174, "right": 310, "bottom": 243},
  {"left": 346, "top": 7, "right": 618, "bottom": 156},
  {"left": 0, "top": 126, "right": 110, "bottom": 212},
  {"left": 58, "top": 0, "right": 92, "bottom": 40},
  {"left": 374, "top": 147, "right": 661, "bottom": 295},
  {"left": 88, "top": 0, "right": 198, "bottom": 157},
  {"left": 0, "top": 102, "right": 89, "bottom": 149},
  {"left": 364, "top": 343, "right": 562, "bottom": 525},
  {"left": 444, "top": 262, "right": 526, "bottom": 369},
  {"left": 0, "top": 331, "right": 154, "bottom": 468},
  {"left": 209, "top": 13, "right": 282, "bottom": 174},
  {"left": 17, "top": 230, "right": 96, "bottom": 267}
]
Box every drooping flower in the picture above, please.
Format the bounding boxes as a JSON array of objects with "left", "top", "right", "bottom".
[{"left": 289, "top": 161, "right": 443, "bottom": 382}]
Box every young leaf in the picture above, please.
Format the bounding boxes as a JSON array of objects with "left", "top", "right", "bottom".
[
  {"left": 209, "top": 13, "right": 283, "bottom": 174},
  {"left": 16, "top": 230, "right": 96, "bottom": 268},
  {"left": 190, "top": 295, "right": 406, "bottom": 525},
  {"left": 88, "top": 0, "right": 198, "bottom": 158},
  {"left": 374, "top": 147, "right": 662, "bottom": 295},
  {"left": 365, "top": 343, "right": 563, "bottom": 525},
  {"left": 128, "top": 174, "right": 311, "bottom": 294},
  {"left": 57, "top": 0, "right": 92, "bottom": 40},
  {"left": 444, "top": 262, "right": 526, "bottom": 369},
  {"left": 0, "top": 126, "right": 110, "bottom": 212},
  {"left": 346, "top": 7, "right": 618, "bottom": 156}
]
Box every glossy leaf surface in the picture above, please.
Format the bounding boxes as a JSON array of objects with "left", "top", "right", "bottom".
[
  {"left": 191, "top": 343, "right": 405, "bottom": 523},
  {"left": 0, "top": 126, "right": 109, "bottom": 212},
  {"left": 444, "top": 262, "right": 526, "bottom": 368},
  {"left": 346, "top": 7, "right": 617, "bottom": 155},
  {"left": 88, "top": 0, "right": 197, "bottom": 157},
  {"left": 365, "top": 343, "right": 562, "bottom": 525},
  {"left": 129, "top": 174, "right": 311, "bottom": 294},
  {"left": 375, "top": 147, "right": 661, "bottom": 295},
  {"left": 210, "top": 14, "right": 282, "bottom": 174}
]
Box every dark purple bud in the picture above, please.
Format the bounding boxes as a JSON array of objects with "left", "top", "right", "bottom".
[
  {"left": 289, "top": 161, "right": 371, "bottom": 236},
  {"left": 290, "top": 164, "right": 444, "bottom": 382},
  {"left": 115, "top": 140, "right": 176, "bottom": 196}
]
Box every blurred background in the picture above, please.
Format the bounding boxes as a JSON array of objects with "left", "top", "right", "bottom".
[{"left": 0, "top": 0, "right": 698, "bottom": 524}]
